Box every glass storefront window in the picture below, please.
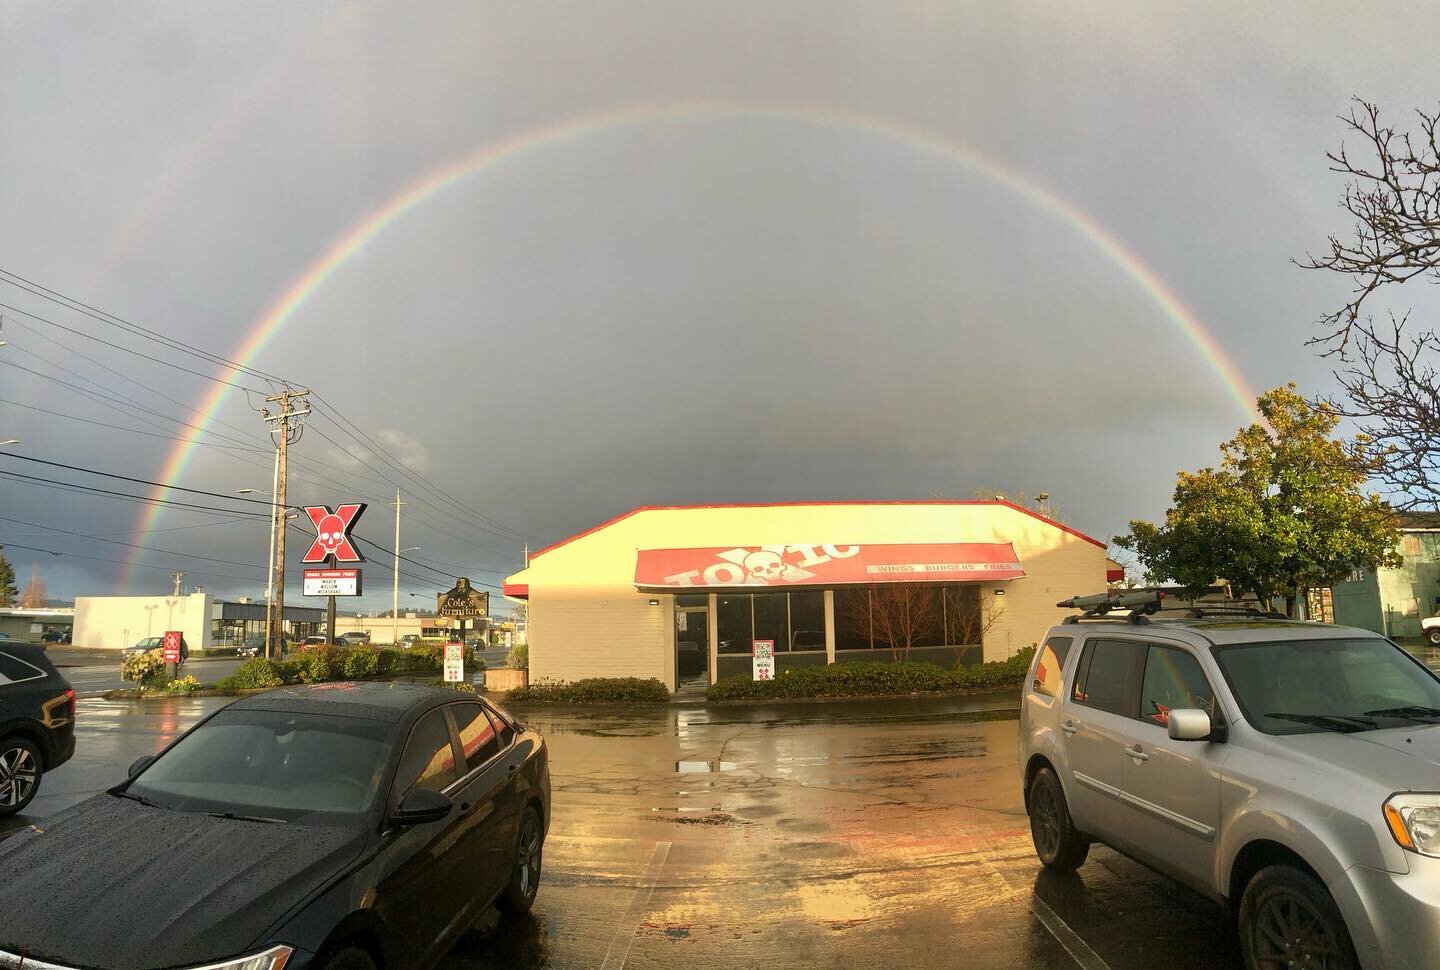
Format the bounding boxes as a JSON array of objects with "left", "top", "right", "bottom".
[
  {"left": 753, "top": 593, "right": 788, "bottom": 652},
  {"left": 789, "top": 591, "right": 825, "bottom": 652},
  {"left": 834, "top": 587, "right": 871, "bottom": 650},
  {"left": 945, "top": 586, "right": 983, "bottom": 644},
  {"left": 717, "top": 594, "right": 751, "bottom": 654}
]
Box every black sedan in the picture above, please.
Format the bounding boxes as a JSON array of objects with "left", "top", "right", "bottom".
[{"left": 0, "top": 682, "right": 550, "bottom": 969}]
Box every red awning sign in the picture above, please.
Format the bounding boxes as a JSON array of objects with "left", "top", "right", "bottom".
[{"left": 634, "top": 542, "right": 1024, "bottom": 588}]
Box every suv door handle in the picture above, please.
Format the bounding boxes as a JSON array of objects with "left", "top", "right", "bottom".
[
  {"left": 1060, "top": 720, "right": 1078, "bottom": 735},
  {"left": 1127, "top": 744, "right": 1149, "bottom": 762}
]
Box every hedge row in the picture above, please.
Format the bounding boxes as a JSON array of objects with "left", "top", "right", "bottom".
[
  {"left": 506, "top": 677, "right": 670, "bottom": 704},
  {"left": 215, "top": 644, "right": 451, "bottom": 692},
  {"left": 706, "top": 647, "right": 1036, "bottom": 701}
]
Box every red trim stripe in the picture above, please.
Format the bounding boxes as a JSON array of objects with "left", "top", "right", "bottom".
[{"left": 527, "top": 500, "right": 1105, "bottom": 561}]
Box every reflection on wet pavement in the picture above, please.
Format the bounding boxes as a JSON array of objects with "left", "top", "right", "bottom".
[{"left": 6, "top": 691, "right": 1242, "bottom": 969}]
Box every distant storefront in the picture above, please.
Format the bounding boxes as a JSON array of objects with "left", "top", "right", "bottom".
[
  {"left": 503, "top": 501, "right": 1111, "bottom": 693},
  {"left": 0, "top": 607, "right": 74, "bottom": 642},
  {"left": 74, "top": 593, "right": 322, "bottom": 649},
  {"left": 1330, "top": 513, "right": 1440, "bottom": 639}
]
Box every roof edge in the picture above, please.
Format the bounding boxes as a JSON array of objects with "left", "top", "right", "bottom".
[{"left": 527, "top": 500, "right": 1106, "bottom": 561}]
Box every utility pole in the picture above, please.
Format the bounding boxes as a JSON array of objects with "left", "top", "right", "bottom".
[
  {"left": 171, "top": 572, "right": 185, "bottom": 596},
  {"left": 263, "top": 447, "right": 279, "bottom": 655},
  {"left": 264, "top": 387, "right": 311, "bottom": 659},
  {"left": 391, "top": 488, "right": 404, "bottom": 646}
]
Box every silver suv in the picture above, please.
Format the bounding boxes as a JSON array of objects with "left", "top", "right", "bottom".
[{"left": 1020, "top": 595, "right": 1440, "bottom": 970}]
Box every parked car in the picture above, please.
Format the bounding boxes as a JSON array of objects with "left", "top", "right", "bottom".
[
  {"left": 301, "top": 635, "right": 335, "bottom": 651},
  {"left": 122, "top": 636, "right": 188, "bottom": 663},
  {"left": 237, "top": 634, "right": 266, "bottom": 658},
  {"left": 1423, "top": 614, "right": 1440, "bottom": 646},
  {"left": 0, "top": 633, "right": 13, "bottom": 642},
  {"left": 39, "top": 630, "right": 71, "bottom": 644},
  {"left": 1020, "top": 592, "right": 1440, "bottom": 970},
  {"left": 0, "top": 642, "right": 76, "bottom": 815},
  {"left": 0, "top": 683, "right": 550, "bottom": 968},
  {"left": 399, "top": 634, "right": 420, "bottom": 649},
  {"left": 337, "top": 631, "right": 371, "bottom": 647}
]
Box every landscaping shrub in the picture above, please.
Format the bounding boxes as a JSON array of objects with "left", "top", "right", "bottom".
[
  {"left": 342, "top": 647, "right": 379, "bottom": 679},
  {"left": 507, "top": 641, "right": 529, "bottom": 670},
  {"left": 375, "top": 648, "right": 400, "bottom": 674},
  {"left": 299, "top": 647, "right": 339, "bottom": 683},
  {"left": 275, "top": 659, "right": 306, "bottom": 684},
  {"left": 216, "top": 658, "right": 285, "bottom": 691},
  {"left": 121, "top": 648, "right": 165, "bottom": 684},
  {"left": 438, "top": 680, "right": 477, "bottom": 694},
  {"left": 507, "top": 677, "right": 668, "bottom": 704},
  {"left": 706, "top": 648, "right": 1037, "bottom": 702}
]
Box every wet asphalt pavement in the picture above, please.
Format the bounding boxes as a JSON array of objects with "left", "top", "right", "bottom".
[{"left": 2, "top": 693, "right": 1243, "bottom": 970}]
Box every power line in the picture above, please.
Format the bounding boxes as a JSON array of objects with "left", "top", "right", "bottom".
[
  {"left": 0, "top": 515, "right": 266, "bottom": 569},
  {"left": 0, "top": 470, "right": 268, "bottom": 518},
  {"left": 0, "top": 451, "right": 283, "bottom": 510},
  {"left": 0, "top": 299, "right": 264, "bottom": 391},
  {"left": 0, "top": 395, "right": 264, "bottom": 453},
  {"left": 0, "top": 539, "right": 264, "bottom": 583},
  {"left": 0, "top": 269, "right": 293, "bottom": 386}
]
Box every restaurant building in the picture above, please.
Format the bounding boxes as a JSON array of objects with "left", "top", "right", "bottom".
[{"left": 502, "top": 501, "right": 1113, "bottom": 692}]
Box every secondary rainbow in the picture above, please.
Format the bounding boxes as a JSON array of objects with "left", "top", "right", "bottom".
[{"left": 126, "top": 101, "right": 1261, "bottom": 586}]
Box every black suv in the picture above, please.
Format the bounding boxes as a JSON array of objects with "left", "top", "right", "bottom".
[{"left": 0, "top": 644, "right": 76, "bottom": 815}]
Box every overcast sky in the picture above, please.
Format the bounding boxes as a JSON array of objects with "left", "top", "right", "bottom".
[{"left": 2, "top": 1, "right": 1437, "bottom": 610}]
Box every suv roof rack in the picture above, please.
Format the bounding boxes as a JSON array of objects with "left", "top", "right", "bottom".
[
  {"left": 1161, "top": 605, "right": 1290, "bottom": 620},
  {"left": 1057, "top": 590, "right": 1164, "bottom": 625}
]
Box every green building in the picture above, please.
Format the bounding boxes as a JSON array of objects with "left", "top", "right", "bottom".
[{"left": 1330, "top": 513, "right": 1440, "bottom": 641}]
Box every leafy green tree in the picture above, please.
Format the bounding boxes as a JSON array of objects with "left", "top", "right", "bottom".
[
  {"left": 0, "top": 552, "right": 15, "bottom": 607},
  {"left": 1115, "top": 385, "right": 1401, "bottom": 616}
]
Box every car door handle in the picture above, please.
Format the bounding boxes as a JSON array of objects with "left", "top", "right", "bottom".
[
  {"left": 460, "top": 801, "right": 473, "bottom": 814},
  {"left": 1060, "top": 720, "right": 1078, "bottom": 735},
  {"left": 1127, "top": 745, "right": 1149, "bottom": 762},
  {"left": 508, "top": 763, "right": 519, "bottom": 773}
]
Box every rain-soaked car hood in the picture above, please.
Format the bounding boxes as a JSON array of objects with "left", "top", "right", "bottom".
[
  {"left": 0, "top": 794, "right": 366, "bottom": 968},
  {"left": 1283, "top": 722, "right": 1440, "bottom": 788}
]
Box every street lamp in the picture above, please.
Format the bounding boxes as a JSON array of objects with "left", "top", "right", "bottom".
[{"left": 393, "top": 546, "right": 420, "bottom": 645}]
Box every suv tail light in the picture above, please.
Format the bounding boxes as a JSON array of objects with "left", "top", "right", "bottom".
[{"left": 64, "top": 688, "right": 76, "bottom": 717}]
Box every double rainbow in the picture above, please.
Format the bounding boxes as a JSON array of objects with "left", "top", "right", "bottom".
[{"left": 126, "top": 102, "right": 1259, "bottom": 586}]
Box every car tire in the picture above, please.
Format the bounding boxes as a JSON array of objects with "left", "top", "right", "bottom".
[
  {"left": 497, "top": 807, "right": 544, "bottom": 913},
  {"left": 321, "top": 946, "right": 376, "bottom": 970},
  {"left": 0, "top": 737, "right": 43, "bottom": 817},
  {"left": 1238, "top": 864, "right": 1359, "bottom": 970},
  {"left": 1027, "top": 766, "right": 1090, "bottom": 871},
  {"left": 1428, "top": 628, "right": 1440, "bottom": 646}
]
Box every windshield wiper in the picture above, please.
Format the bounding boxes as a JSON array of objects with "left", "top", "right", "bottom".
[
  {"left": 208, "top": 811, "right": 285, "bottom": 825},
  {"left": 1264, "top": 712, "right": 1378, "bottom": 733},
  {"left": 111, "top": 789, "right": 161, "bottom": 808},
  {"left": 1363, "top": 705, "right": 1440, "bottom": 723}
]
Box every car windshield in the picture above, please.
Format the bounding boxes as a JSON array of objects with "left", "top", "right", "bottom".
[
  {"left": 127, "top": 708, "right": 393, "bottom": 823},
  {"left": 1213, "top": 637, "right": 1440, "bottom": 734}
]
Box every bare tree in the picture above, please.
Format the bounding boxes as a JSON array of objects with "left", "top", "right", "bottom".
[
  {"left": 1302, "top": 98, "right": 1440, "bottom": 508},
  {"left": 19, "top": 566, "right": 46, "bottom": 609},
  {"left": 841, "top": 584, "right": 943, "bottom": 662}
]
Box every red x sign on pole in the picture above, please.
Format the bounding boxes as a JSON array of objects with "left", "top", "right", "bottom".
[{"left": 301, "top": 503, "right": 367, "bottom": 563}]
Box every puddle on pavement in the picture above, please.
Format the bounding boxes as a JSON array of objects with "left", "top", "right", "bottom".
[{"left": 675, "top": 760, "right": 736, "bottom": 773}]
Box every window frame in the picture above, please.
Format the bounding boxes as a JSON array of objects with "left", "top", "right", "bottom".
[
  {"left": 1029, "top": 635, "right": 1073, "bottom": 698},
  {"left": 0, "top": 650, "right": 46, "bottom": 685},
  {"left": 444, "top": 700, "right": 504, "bottom": 777},
  {"left": 390, "top": 707, "right": 462, "bottom": 806},
  {"left": 1068, "top": 636, "right": 1144, "bottom": 718}
]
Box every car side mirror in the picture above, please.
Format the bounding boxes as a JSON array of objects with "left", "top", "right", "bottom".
[
  {"left": 1168, "top": 708, "right": 1215, "bottom": 741},
  {"left": 391, "top": 787, "right": 452, "bottom": 826},
  {"left": 128, "top": 755, "right": 155, "bottom": 778}
]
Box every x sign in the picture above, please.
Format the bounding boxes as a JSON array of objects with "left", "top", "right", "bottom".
[{"left": 301, "top": 503, "right": 367, "bottom": 564}]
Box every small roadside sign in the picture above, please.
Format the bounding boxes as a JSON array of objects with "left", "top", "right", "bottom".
[
  {"left": 752, "top": 639, "right": 775, "bottom": 681},
  {"left": 162, "top": 631, "right": 182, "bottom": 664},
  {"left": 444, "top": 641, "right": 465, "bottom": 683}
]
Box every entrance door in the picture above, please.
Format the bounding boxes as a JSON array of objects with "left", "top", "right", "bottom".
[{"left": 675, "top": 596, "right": 709, "bottom": 687}]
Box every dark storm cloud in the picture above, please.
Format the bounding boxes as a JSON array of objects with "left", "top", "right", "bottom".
[{"left": 2, "top": 0, "right": 1435, "bottom": 605}]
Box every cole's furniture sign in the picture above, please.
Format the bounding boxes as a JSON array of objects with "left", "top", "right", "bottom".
[{"left": 437, "top": 578, "right": 489, "bottom": 618}]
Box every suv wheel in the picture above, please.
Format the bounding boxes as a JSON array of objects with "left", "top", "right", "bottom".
[
  {"left": 1429, "top": 628, "right": 1440, "bottom": 646},
  {"left": 0, "top": 737, "right": 43, "bottom": 816},
  {"left": 1238, "top": 864, "right": 1358, "bottom": 970},
  {"left": 1027, "top": 766, "right": 1090, "bottom": 871}
]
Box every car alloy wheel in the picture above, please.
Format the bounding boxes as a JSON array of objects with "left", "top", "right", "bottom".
[
  {"left": 1251, "top": 889, "right": 1342, "bottom": 969},
  {"left": 1030, "top": 777, "right": 1062, "bottom": 860},
  {"left": 517, "top": 814, "right": 542, "bottom": 902},
  {"left": 0, "top": 744, "right": 38, "bottom": 810}
]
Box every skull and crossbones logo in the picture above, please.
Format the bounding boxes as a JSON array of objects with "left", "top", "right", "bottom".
[
  {"left": 715, "top": 546, "right": 816, "bottom": 585},
  {"left": 302, "top": 504, "right": 366, "bottom": 563}
]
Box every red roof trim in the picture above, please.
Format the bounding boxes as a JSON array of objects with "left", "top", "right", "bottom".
[
  {"left": 502, "top": 583, "right": 529, "bottom": 598},
  {"left": 528, "top": 500, "right": 1106, "bottom": 561}
]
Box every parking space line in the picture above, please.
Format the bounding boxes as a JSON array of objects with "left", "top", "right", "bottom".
[
  {"left": 1029, "top": 892, "right": 1111, "bottom": 970},
  {"left": 598, "top": 840, "right": 672, "bottom": 970}
]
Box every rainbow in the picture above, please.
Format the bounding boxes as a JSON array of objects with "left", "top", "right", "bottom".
[{"left": 125, "top": 101, "right": 1261, "bottom": 587}]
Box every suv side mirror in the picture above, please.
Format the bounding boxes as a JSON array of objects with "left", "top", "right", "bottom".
[
  {"left": 127, "top": 755, "right": 155, "bottom": 778},
  {"left": 1168, "top": 708, "right": 1215, "bottom": 741},
  {"left": 391, "top": 787, "right": 452, "bottom": 826}
]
